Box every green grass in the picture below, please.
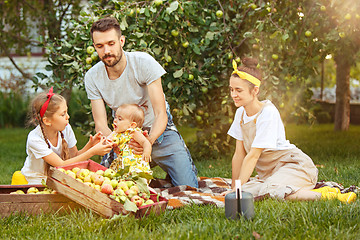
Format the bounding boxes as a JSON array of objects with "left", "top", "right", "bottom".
[{"left": 1, "top": 124, "right": 360, "bottom": 239}]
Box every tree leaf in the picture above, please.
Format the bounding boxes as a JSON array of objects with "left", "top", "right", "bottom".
[
  {"left": 173, "top": 69, "right": 184, "bottom": 78},
  {"left": 124, "top": 198, "right": 138, "bottom": 212},
  {"left": 166, "top": 1, "right": 179, "bottom": 14}
]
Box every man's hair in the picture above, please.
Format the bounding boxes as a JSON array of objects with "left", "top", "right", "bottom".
[{"left": 90, "top": 17, "right": 122, "bottom": 41}]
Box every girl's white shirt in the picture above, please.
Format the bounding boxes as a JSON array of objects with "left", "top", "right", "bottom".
[
  {"left": 227, "top": 100, "right": 296, "bottom": 151},
  {"left": 21, "top": 124, "right": 77, "bottom": 184}
]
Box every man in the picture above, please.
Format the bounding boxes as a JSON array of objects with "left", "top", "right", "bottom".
[{"left": 84, "top": 17, "right": 198, "bottom": 188}]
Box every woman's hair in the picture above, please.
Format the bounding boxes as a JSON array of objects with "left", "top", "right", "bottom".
[
  {"left": 90, "top": 17, "right": 122, "bottom": 41},
  {"left": 232, "top": 57, "right": 262, "bottom": 90},
  {"left": 117, "top": 104, "right": 145, "bottom": 127},
  {"left": 27, "top": 90, "right": 70, "bottom": 160}
]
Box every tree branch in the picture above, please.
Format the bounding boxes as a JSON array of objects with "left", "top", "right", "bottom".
[{"left": 0, "top": 41, "right": 32, "bottom": 80}]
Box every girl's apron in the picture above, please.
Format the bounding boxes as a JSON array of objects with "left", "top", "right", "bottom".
[{"left": 240, "top": 102, "right": 318, "bottom": 199}]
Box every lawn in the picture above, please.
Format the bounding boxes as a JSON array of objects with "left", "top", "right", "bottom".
[{"left": 0, "top": 124, "right": 359, "bottom": 239}]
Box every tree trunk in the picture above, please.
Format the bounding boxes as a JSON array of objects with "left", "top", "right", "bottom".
[{"left": 334, "top": 53, "right": 351, "bottom": 131}]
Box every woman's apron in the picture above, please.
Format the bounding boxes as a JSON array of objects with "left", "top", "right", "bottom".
[{"left": 240, "top": 103, "right": 318, "bottom": 199}]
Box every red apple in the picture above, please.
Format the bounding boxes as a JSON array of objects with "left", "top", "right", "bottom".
[
  {"left": 131, "top": 195, "right": 144, "bottom": 207},
  {"left": 101, "top": 183, "right": 114, "bottom": 195}
]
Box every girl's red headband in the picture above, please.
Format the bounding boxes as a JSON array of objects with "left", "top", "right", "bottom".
[{"left": 39, "top": 87, "right": 55, "bottom": 118}]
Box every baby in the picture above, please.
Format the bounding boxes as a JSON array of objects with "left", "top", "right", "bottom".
[{"left": 107, "top": 104, "right": 152, "bottom": 176}]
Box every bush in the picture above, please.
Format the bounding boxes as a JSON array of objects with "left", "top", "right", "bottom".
[{"left": 0, "top": 91, "right": 29, "bottom": 128}]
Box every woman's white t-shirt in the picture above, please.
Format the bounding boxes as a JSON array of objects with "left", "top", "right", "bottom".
[
  {"left": 21, "top": 124, "right": 77, "bottom": 184},
  {"left": 227, "top": 100, "right": 295, "bottom": 151}
]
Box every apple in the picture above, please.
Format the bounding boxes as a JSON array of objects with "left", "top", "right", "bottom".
[
  {"left": 305, "top": 30, "right": 312, "bottom": 37},
  {"left": 339, "top": 32, "right": 345, "bottom": 38},
  {"left": 356, "top": 14, "right": 360, "bottom": 19},
  {"left": 320, "top": 5, "right": 326, "bottom": 11},
  {"left": 86, "top": 64, "right": 92, "bottom": 70},
  {"left": 195, "top": 115, "right": 202, "bottom": 122},
  {"left": 235, "top": 57, "right": 241, "bottom": 63},
  {"left": 130, "top": 185, "right": 139, "bottom": 194},
  {"left": 272, "top": 54, "right": 279, "bottom": 60},
  {"left": 182, "top": 41, "right": 189, "bottom": 48},
  {"left": 83, "top": 174, "right": 92, "bottom": 183},
  {"left": 227, "top": 52, "right": 233, "bottom": 59},
  {"left": 93, "top": 174, "right": 105, "bottom": 186},
  {"left": 104, "top": 168, "right": 116, "bottom": 179},
  {"left": 94, "top": 185, "right": 101, "bottom": 191},
  {"left": 125, "top": 189, "right": 137, "bottom": 199},
  {"left": 216, "top": 10, "right": 223, "bottom": 18},
  {"left": 84, "top": 182, "right": 93, "bottom": 188},
  {"left": 76, "top": 169, "right": 90, "bottom": 180},
  {"left": 171, "top": 29, "right": 179, "bottom": 37},
  {"left": 58, "top": 168, "right": 66, "bottom": 173},
  {"left": 153, "top": 0, "right": 163, "bottom": 6},
  {"left": 344, "top": 13, "right": 351, "bottom": 20},
  {"left": 136, "top": 8, "right": 141, "bottom": 14},
  {"left": 119, "top": 195, "right": 127, "bottom": 203},
  {"left": 201, "top": 87, "right": 208, "bottom": 94},
  {"left": 66, "top": 170, "right": 76, "bottom": 179},
  {"left": 188, "top": 74, "right": 194, "bottom": 80},
  {"left": 16, "top": 190, "right": 25, "bottom": 194},
  {"left": 126, "top": 180, "right": 135, "bottom": 188},
  {"left": 165, "top": 56, "right": 172, "bottom": 63},
  {"left": 131, "top": 195, "right": 144, "bottom": 207},
  {"left": 86, "top": 57, "right": 92, "bottom": 65},
  {"left": 127, "top": 9, "right": 134, "bottom": 17},
  {"left": 102, "top": 178, "right": 112, "bottom": 187},
  {"left": 139, "top": 192, "right": 150, "bottom": 200},
  {"left": 91, "top": 52, "right": 98, "bottom": 61},
  {"left": 117, "top": 181, "right": 129, "bottom": 192},
  {"left": 113, "top": 188, "right": 125, "bottom": 196},
  {"left": 144, "top": 199, "right": 154, "bottom": 205},
  {"left": 96, "top": 170, "right": 104, "bottom": 176},
  {"left": 72, "top": 167, "right": 81, "bottom": 174},
  {"left": 76, "top": 178, "right": 83, "bottom": 183},
  {"left": 110, "top": 179, "right": 119, "bottom": 189},
  {"left": 252, "top": 44, "right": 259, "bottom": 50},
  {"left": 101, "top": 183, "right": 114, "bottom": 195},
  {"left": 250, "top": 3, "right": 257, "bottom": 10},
  {"left": 27, "top": 187, "right": 39, "bottom": 194},
  {"left": 86, "top": 46, "right": 95, "bottom": 54}
]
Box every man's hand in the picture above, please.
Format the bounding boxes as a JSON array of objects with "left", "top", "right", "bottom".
[{"left": 128, "top": 130, "right": 149, "bottom": 155}]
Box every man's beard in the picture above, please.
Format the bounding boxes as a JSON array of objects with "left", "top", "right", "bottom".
[{"left": 101, "top": 50, "right": 123, "bottom": 68}]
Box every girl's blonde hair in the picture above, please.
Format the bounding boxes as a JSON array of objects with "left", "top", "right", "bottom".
[{"left": 27, "top": 90, "right": 70, "bottom": 160}]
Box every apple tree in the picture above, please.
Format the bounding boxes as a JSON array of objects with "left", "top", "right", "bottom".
[{"left": 246, "top": 0, "right": 360, "bottom": 131}]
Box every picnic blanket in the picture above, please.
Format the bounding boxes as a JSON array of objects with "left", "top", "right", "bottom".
[{"left": 150, "top": 177, "right": 359, "bottom": 210}]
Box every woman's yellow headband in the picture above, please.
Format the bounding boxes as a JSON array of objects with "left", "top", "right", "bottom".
[{"left": 232, "top": 60, "right": 261, "bottom": 87}]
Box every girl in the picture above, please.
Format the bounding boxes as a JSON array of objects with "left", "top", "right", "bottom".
[
  {"left": 222, "top": 58, "right": 356, "bottom": 203},
  {"left": 12, "top": 87, "right": 113, "bottom": 185}
]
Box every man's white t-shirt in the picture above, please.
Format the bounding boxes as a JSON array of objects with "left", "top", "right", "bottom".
[
  {"left": 84, "top": 51, "right": 167, "bottom": 128},
  {"left": 227, "top": 100, "right": 295, "bottom": 150},
  {"left": 21, "top": 124, "right": 77, "bottom": 184}
]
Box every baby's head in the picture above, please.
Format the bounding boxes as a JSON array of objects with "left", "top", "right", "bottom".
[{"left": 113, "top": 104, "right": 145, "bottom": 133}]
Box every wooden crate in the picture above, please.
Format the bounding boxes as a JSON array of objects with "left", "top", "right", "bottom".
[
  {"left": 0, "top": 185, "right": 82, "bottom": 218},
  {"left": 47, "top": 160, "right": 168, "bottom": 218}
]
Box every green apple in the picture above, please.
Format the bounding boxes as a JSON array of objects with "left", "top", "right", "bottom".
[
  {"left": 339, "top": 32, "right": 345, "bottom": 38},
  {"left": 201, "top": 87, "right": 208, "bottom": 94},
  {"left": 250, "top": 3, "right": 257, "bottom": 10},
  {"left": 171, "top": 29, "right": 179, "bottom": 37},
  {"left": 344, "top": 13, "right": 351, "bottom": 20},
  {"left": 66, "top": 170, "right": 76, "bottom": 179},
  {"left": 86, "top": 57, "right": 92, "bottom": 65},
  {"left": 110, "top": 179, "right": 119, "bottom": 189},
  {"left": 96, "top": 170, "right": 104, "bottom": 176},
  {"left": 130, "top": 185, "right": 139, "bottom": 194},
  {"left": 320, "top": 5, "right": 326, "bottom": 11},
  {"left": 195, "top": 115, "right": 202, "bottom": 122},
  {"left": 216, "top": 10, "right": 223, "bottom": 18},
  {"left": 188, "top": 74, "right": 194, "bottom": 80},
  {"left": 72, "top": 167, "right": 81, "bottom": 174},
  {"left": 165, "top": 56, "right": 172, "bottom": 62},
  {"left": 272, "top": 54, "right": 279, "bottom": 60},
  {"left": 144, "top": 199, "right": 154, "bottom": 205},
  {"left": 76, "top": 169, "right": 90, "bottom": 180},
  {"left": 58, "top": 168, "right": 66, "bottom": 173},
  {"left": 235, "top": 57, "right": 241, "bottom": 63},
  {"left": 154, "top": 0, "right": 163, "bottom": 6},
  {"left": 104, "top": 168, "right": 116, "bottom": 179},
  {"left": 126, "top": 180, "right": 135, "bottom": 188},
  {"left": 91, "top": 52, "right": 98, "bottom": 61},
  {"left": 182, "top": 41, "right": 189, "bottom": 48},
  {"left": 305, "top": 30, "right": 312, "bottom": 37},
  {"left": 86, "top": 64, "right": 92, "bottom": 70},
  {"left": 117, "top": 181, "right": 129, "bottom": 192},
  {"left": 86, "top": 46, "right": 95, "bottom": 55}
]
